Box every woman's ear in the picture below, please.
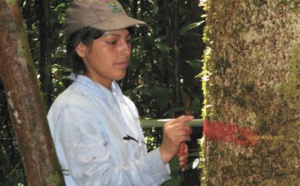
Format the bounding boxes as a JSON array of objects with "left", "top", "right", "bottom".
[{"left": 75, "top": 42, "right": 88, "bottom": 58}]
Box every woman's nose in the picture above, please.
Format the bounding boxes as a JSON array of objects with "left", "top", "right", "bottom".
[{"left": 120, "top": 40, "right": 131, "bottom": 56}]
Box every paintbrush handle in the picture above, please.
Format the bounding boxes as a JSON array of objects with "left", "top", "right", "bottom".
[{"left": 176, "top": 142, "right": 185, "bottom": 157}]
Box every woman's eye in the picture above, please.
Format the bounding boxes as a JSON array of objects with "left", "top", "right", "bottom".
[{"left": 107, "top": 41, "right": 117, "bottom": 45}]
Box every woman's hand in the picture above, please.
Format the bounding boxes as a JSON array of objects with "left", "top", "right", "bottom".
[{"left": 159, "top": 115, "right": 193, "bottom": 164}]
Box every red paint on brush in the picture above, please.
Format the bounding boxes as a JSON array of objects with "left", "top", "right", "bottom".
[{"left": 203, "top": 119, "right": 259, "bottom": 147}]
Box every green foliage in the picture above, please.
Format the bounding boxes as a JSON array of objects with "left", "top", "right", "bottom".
[
  {"left": 51, "top": 64, "right": 72, "bottom": 102},
  {"left": 143, "top": 127, "right": 162, "bottom": 151}
]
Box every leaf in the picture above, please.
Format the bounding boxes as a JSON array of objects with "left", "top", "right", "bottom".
[
  {"left": 155, "top": 42, "right": 171, "bottom": 55},
  {"left": 185, "top": 59, "right": 202, "bottom": 71},
  {"left": 180, "top": 21, "right": 205, "bottom": 36}
]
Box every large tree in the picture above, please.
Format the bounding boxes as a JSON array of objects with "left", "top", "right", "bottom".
[
  {"left": 0, "top": 0, "right": 64, "bottom": 185},
  {"left": 201, "top": 0, "right": 300, "bottom": 185}
]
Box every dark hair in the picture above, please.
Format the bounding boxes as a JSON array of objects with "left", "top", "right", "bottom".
[
  {"left": 66, "top": 26, "right": 135, "bottom": 75},
  {"left": 66, "top": 27, "right": 105, "bottom": 75}
]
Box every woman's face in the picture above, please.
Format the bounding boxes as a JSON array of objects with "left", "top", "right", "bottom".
[{"left": 76, "top": 29, "right": 131, "bottom": 89}]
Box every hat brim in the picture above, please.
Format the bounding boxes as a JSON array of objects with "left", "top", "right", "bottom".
[{"left": 90, "top": 15, "right": 146, "bottom": 31}]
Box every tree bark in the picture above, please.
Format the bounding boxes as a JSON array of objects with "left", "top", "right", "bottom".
[
  {"left": 0, "top": 1, "right": 64, "bottom": 185},
  {"left": 201, "top": 0, "right": 300, "bottom": 185}
]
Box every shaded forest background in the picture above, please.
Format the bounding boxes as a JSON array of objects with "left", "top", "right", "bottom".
[{"left": 0, "top": 0, "right": 205, "bottom": 185}]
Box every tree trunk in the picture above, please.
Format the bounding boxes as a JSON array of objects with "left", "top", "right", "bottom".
[
  {"left": 0, "top": 1, "right": 65, "bottom": 185},
  {"left": 201, "top": 0, "right": 300, "bottom": 185},
  {"left": 37, "top": 0, "right": 52, "bottom": 109},
  {"left": 171, "top": 0, "right": 181, "bottom": 111}
]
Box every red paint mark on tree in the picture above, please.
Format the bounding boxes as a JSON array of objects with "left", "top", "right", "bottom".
[{"left": 204, "top": 119, "right": 259, "bottom": 147}]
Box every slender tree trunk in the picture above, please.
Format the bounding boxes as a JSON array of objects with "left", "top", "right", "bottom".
[
  {"left": 201, "top": 0, "right": 300, "bottom": 185},
  {"left": 37, "top": 0, "right": 52, "bottom": 109},
  {"left": 0, "top": 1, "right": 64, "bottom": 185},
  {"left": 171, "top": 0, "right": 181, "bottom": 110}
]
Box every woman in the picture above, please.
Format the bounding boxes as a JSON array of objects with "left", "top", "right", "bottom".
[{"left": 47, "top": 0, "right": 193, "bottom": 185}]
